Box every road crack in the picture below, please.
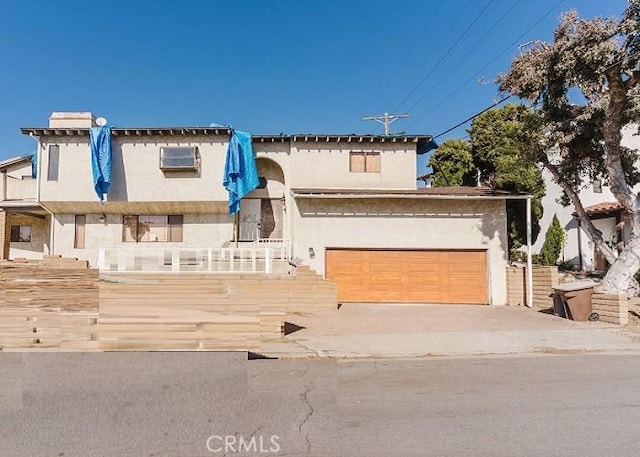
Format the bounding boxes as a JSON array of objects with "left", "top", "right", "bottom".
[{"left": 298, "top": 364, "right": 315, "bottom": 454}]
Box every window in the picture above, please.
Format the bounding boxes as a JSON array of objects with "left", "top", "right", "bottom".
[
  {"left": 122, "top": 215, "right": 183, "bottom": 242},
  {"left": 10, "top": 226, "right": 31, "bottom": 242},
  {"left": 74, "top": 215, "right": 86, "bottom": 249},
  {"left": 593, "top": 179, "right": 603, "bottom": 193},
  {"left": 47, "top": 145, "right": 59, "bottom": 181},
  {"left": 349, "top": 152, "right": 380, "bottom": 173},
  {"left": 160, "top": 147, "right": 197, "bottom": 170}
]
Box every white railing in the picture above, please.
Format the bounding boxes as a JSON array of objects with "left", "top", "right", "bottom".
[
  {"left": 252, "top": 238, "right": 291, "bottom": 260},
  {"left": 97, "top": 247, "right": 272, "bottom": 274}
]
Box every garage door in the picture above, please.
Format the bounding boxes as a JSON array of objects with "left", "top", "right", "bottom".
[{"left": 325, "top": 249, "right": 488, "bottom": 304}]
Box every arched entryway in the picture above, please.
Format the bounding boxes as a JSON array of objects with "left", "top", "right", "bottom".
[{"left": 239, "top": 158, "right": 286, "bottom": 241}]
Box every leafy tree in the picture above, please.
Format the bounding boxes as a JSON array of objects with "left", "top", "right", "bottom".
[
  {"left": 540, "top": 214, "right": 566, "bottom": 266},
  {"left": 428, "top": 139, "right": 474, "bottom": 186},
  {"left": 428, "top": 104, "right": 546, "bottom": 256},
  {"left": 470, "top": 104, "right": 546, "bottom": 256},
  {"left": 498, "top": 2, "right": 640, "bottom": 295}
]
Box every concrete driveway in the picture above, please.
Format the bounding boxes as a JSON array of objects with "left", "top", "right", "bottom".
[{"left": 261, "top": 304, "right": 640, "bottom": 359}]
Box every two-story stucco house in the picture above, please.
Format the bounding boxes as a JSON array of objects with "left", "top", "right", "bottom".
[{"left": 1, "top": 112, "right": 522, "bottom": 305}]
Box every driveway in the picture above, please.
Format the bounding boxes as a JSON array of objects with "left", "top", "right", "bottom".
[{"left": 260, "top": 304, "right": 640, "bottom": 359}]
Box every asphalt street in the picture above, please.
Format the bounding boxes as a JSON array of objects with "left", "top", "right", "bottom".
[{"left": 1, "top": 352, "right": 640, "bottom": 456}]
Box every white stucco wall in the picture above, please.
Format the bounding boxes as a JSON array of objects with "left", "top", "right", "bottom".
[
  {"left": 288, "top": 142, "right": 417, "bottom": 189},
  {"left": 536, "top": 124, "right": 640, "bottom": 270},
  {"left": 52, "top": 213, "right": 234, "bottom": 266},
  {"left": 38, "top": 136, "right": 420, "bottom": 205},
  {"left": 1, "top": 161, "right": 35, "bottom": 201},
  {"left": 291, "top": 198, "right": 509, "bottom": 305},
  {"left": 39, "top": 136, "right": 231, "bottom": 203}
]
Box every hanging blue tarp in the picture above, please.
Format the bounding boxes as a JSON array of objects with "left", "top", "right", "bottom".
[
  {"left": 223, "top": 129, "right": 259, "bottom": 214},
  {"left": 30, "top": 152, "right": 37, "bottom": 178},
  {"left": 89, "top": 126, "right": 112, "bottom": 201}
]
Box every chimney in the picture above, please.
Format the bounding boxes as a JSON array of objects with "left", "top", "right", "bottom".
[{"left": 48, "top": 112, "right": 96, "bottom": 128}]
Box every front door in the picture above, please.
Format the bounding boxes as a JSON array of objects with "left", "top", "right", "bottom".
[{"left": 239, "top": 199, "right": 261, "bottom": 241}]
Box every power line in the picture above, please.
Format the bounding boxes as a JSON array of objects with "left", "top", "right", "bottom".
[
  {"left": 403, "top": 0, "right": 525, "bottom": 115},
  {"left": 392, "top": 0, "right": 497, "bottom": 113},
  {"left": 408, "top": 0, "right": 568, "bottom": 131},
  {"left": 445, "top": 98, "right": 543, "bottom": 143},
  {"left": 432, "top": 95, "right": 512, "bottom": 139},
  {"left": 369, "top": 0, "right": 446, "bottom": 111}
]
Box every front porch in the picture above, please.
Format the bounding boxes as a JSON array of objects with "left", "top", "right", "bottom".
[{"left": 0, "top": 205, "right": 50, "bottom": 261}]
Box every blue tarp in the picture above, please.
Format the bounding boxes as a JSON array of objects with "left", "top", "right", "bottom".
[
  {"left": 30, "top": 153, "right": 37, "bottom": 178},
  {"left": 223, "top": 129, "right": 259, "bottom": 215},
  {"left": 89, "top": 126, "right": 112, "bottom": 201}
]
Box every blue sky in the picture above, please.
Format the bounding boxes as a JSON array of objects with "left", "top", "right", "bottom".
[{"left": 0, "top": 0, "right": 629, "bottom": 173}]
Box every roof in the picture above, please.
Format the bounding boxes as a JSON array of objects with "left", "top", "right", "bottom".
[
  {"left": 0, "top": 155, "right": 32, "bottom": 170},
  {"left": 582, "top": 201, "right": 624, "bottom": 216},
  {"left": 21, "top": 127, "right": 432, "bottom": 144},
  {"left": 416, "top": 172, "right": 434, "bottom": 180},
  {"left": 290, "top": 186, "right": 529, "bottom": 200}
]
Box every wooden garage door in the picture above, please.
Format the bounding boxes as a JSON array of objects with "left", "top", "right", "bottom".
[{"left": 325, "top": 249, "right": 488, "bottom": 304}]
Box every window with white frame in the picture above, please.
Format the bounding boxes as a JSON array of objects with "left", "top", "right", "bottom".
[{"left": 159, "top": 147, "right": 198, "bottom": 170}]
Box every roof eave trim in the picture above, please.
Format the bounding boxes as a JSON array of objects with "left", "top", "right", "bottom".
[{"left": 289, "top": 191, "right": 529, "bottom": 200}]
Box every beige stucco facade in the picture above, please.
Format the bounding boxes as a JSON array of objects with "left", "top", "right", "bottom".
[
  {"left": 38, "top": 136, "right": 231, "bottom": 205},
  {"left": 52, "top": 213, "right": 234, "bottom": 266},
  {"left": 291, "top": 198, "right": 509, "bottom": 305},
  {"left": 16, "top": 112, "right": 512, "bottom": 305}
]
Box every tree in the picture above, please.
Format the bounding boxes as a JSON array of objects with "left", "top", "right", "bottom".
[
  {"left": 469, "top": 104, "right": 546, "bottom": 255},
  {"left": 540, "top": 214, "right": 566, "bottom": 266},
  {"left": 428, "top": 105, "right": 546, "bottom": 256},
  {"left": 428, "top": 139, "right": 474, "bottom": 186},
  {"left": 498, "top": 2, "right": 640, "bottom": 295}
]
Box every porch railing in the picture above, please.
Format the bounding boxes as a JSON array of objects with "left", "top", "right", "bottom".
[
  {"left": 252, "top": 238, "right": 291, "bottom": 261},
  {"left": 97, "top": 247, "right": 272, "bottom": 273}
]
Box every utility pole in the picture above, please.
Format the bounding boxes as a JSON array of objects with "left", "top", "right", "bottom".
[{"left": 362, "top": 112, "right": 410, "bottom": 135}]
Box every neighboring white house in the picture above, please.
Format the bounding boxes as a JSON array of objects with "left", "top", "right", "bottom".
[
  {"left": 535, "top": 124, "right": 640, "bottom": 271},
  {"left": 0, "top": 155, "right": 47, "bottom": 260},
  {"left": 1, "top": 111, "right": 523, "bottom": 305}
]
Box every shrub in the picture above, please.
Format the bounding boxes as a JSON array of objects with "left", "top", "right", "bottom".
[{"left": 540, "top": 214, "right": 566, "bottom": 266}]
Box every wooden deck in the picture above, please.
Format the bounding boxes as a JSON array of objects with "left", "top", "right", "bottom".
[{"left": 0, "top": 260, "right": 337, "bottom": 351}]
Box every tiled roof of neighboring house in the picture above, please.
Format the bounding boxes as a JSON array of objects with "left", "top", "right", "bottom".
[
  {"left": 582, "top": 201, "right": 624, "bottom": 215},
  {"left": 20, "top": 127, "right": 432, "bottom": 144},
  {"left": 0, "top": 155, "right": 32, "bottom": 170},
  {"left": 290, "top": 186, "right": 528, "bottom": 199}
]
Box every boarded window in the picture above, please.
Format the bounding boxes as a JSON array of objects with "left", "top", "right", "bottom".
[
  {"left": 10, "top": 226, "right": 31, "bottom": 242},
  {"left": 74, "top": 215, "right": 86, "bottom": 249},
  {"left": 349, "top": 152, "right": 380, "bottom": 173},
  {"left": 122, "top": 215, "right": 183, "bottom": 242},
  {"left": 365, "top": 153, "right": 381, "bottom": 172},
  {"left": 168, "top": 215, "right": 184, "bottom": 242},
  {"left": 47, "top": 145, "right": 59, "bottom": 181},
  {"left": 349, "top": 152, "right": 366, "bottom": 172}
]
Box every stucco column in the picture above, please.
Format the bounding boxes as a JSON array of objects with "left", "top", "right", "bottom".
[{"left": 0, "top": 209, "right": 9, "bottom": 260}]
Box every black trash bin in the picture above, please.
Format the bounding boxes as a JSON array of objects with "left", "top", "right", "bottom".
[{"left": 552, "top": 281, "right": 596, "bottom": 321}]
